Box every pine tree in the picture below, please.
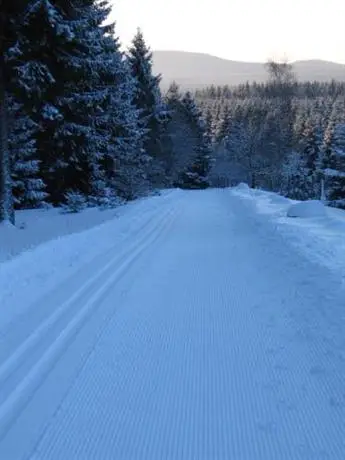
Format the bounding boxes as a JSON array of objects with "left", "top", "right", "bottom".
[
  {"left": 0, "top": 0, "right": 30, "bottom": 222},
  {"left": 47, "top": 0, "right": 114, "bottom": 204},
  {"left": 7, "top": 0, "right": 85, "bottom": 204},
  {"left": 182, "top": 131, "right": 212, "bottom": 189},
  {"left": 0, "top": 68, "right": 12, "bottom": 222},
  {"left": 7, "top": 0, "right": 110, "bottom": 204},
  {"left": 85, "top": 16, "right": 146, "bottom": 202},
  {"left": 2, "top": 0, "right": 57, "bottom": 220},
  {"left": 8, "top": 98, "right": 46, "bottom": 208},
  {"left": 195, "top": 78, "right": 345, "bottom": 196},
  {"left": 177, "top": 92, "right": 213, "bottom": 189},
  {"left": 300, "top": 122, "right": 321, "bottom": 198},
  {"left": 204, "top": 108, "right": 214, "bottom": 141},
  {"left": 127, "top": 29, "right": 168, "bottom": 190},
  {"left": 216, "top": 104, "right": 231, "bottom": 143},
  {"left": 281, "top": 150, "right": 309, "bottom": 200},
  {"left": 5, "top": 0, "right": 147, "bottom": 207},
  {"left": 127, "top": 32, "right": 164, "bottom": 144},
  {"left": 164, "top": 84, "right": 198, "bottom": 184},
  {"left": 212, "top": 103, "right": 250, "bottom": 187},
  {"left": 322, "top": 123, "right": 345, "bottom": 207}
]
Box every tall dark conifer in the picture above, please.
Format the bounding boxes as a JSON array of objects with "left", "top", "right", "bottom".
[
  {"left": 0, "top": 0, "right": 30, "bottom": 222},
  {"left": 127, "top": 29, "right": 167, "bottom": 188}
]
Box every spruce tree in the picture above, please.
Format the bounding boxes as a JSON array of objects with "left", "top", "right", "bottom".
[
  {"left": 300, "top": 122, "right": 321, "bottom": 198},
  {"left": 5, "top": 0, "right": 145, "bottom": 206},
  {"left": 8, "top": 98, "right": 46, "bottom": 208},
  {"left": 164, "top": 84, "right": 197, "bottom": 184},
  {"left": 8, "top": 0, "right": 108, "bottom": 204},
  {"left": 322, "top": 123, "right": 345, "bottom": 207},
  {"left": 177, "top": 92, "right": 213, "bottom": 189},
  {"left": 0, "top": 67, "right": 12, "bottom": 222},
  {"left": 0, "top": 0, "right": 30, "bottom": 222},
  {"left": 182, "top": 132, "right": 212, "bottom": 189},
  {"left": 204, "top": 107, "right": 214, "bottom": 141},
  {"left": 127, "top": 29, "right": 167, "bottom": 189},
  {"left": 281, "top": 150, "right": 309, "bottom": 200},
  {"left": 7, "top": 0, "right": 87, "bottom": 204},
  {"left": 84, "top": 11, "right": 146, "bottom": 202},
  {"left": 216, "top": 105, "right": 231, "bottom": 143},
  {"left": 2, "top": 0, "right": 57, "bottom": 220}
]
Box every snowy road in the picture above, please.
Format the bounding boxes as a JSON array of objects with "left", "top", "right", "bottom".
[{"left": 1, "top": 189, "right": 345, "bottom": 459}]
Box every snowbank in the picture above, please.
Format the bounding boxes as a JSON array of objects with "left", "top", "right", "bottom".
[
  {"left": 287, "top": 200, "right": 326, "bottom": 218},
  {"left": 0, "top": 190, "right": 170, "bottom": 263},
  {"left": 235, "top": 182, "right": 250, "bottom": 190},
  {"left": 0, "top": 191, "right": 178, "bottom": 328},
  {"left": 0, "top": 206, "right": 120, "bottom": 263},
  {"left": 230, "top": 187, "right": 345, "bottom": 283},
  {"left": 269, "top": 194, "right": 290, "bottom": 205}
]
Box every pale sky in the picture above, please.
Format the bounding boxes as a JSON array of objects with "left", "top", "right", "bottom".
[{"left": 109, "top": 0, "right": 345, "bottom": 64}]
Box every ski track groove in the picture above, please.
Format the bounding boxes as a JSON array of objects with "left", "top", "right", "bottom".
[
  {"left": 25, "top": 202, "right": 180, "bottom": 460},
  {"left": 0, "top": 201, "right": 170, "bottom": 389},
  {"left": 0, "top": 195, "right": 171, "bottom": 344},
  {"left": 1, "top": 189, "right": 345, "bottom": 459},
  {"left": 0, "top": 196, "right": 179, "bottom": 445},
  {"left": 0, "top": 224, "right": 151, "bottom": 385},
  {"left": 27, "top": 190, "right": 344, "bottom": 459}
]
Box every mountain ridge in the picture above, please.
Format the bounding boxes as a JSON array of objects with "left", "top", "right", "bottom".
[{"left": 152, "top": 50, "right": 345, "bottom": 89}]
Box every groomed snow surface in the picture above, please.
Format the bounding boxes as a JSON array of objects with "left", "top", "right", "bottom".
[
  {"left": 232, "top": 186, "right": 345, "bottom": 284},
  {"left": 287, "top": 200, "right": 326, "bottom": 218},
  {"left": 0, "top": 187, "right": 345, "bottom": 459}
]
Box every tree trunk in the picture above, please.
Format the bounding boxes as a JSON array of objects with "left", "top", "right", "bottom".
[
  {"left": 0, "top": 65, "right": 14, "bottom": 224},
  {"left": 251, "top": 172, "right": 256, "bottom": 189},
  {"left": 320, "top": 178, "right": 326, "bottom": 202}
]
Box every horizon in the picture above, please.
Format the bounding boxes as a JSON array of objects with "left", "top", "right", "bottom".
[
  {"left": 110, "top": 0, "right": 345, "bottom": 65},
  {"left": 151, "top": 50, "right": 345, "bottom": 65}
]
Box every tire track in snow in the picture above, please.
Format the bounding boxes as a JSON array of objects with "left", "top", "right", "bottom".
[{"left": 0, "top": 199, "right": 179, "bottom": 442}]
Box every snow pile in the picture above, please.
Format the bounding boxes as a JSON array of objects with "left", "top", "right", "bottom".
[
  {"left": 230, "top": 187, "right": 345, "bottom": 282},
  {"left": 269, "top": 194, "right": 290, "bottom": 205},
  {"left": 287, "top": 200, "right": 326, "bottom": 218},
  {"left": 232, "top": 187, "right": 291, "bottom": 217},
  {"left": 231, "top": 182, "right": 253, "bottom": 198},
  {"left": 236, "top": 182, "right": 250, "bottom": 191}
]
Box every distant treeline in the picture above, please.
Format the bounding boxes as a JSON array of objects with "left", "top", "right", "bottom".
[{"left": 194, "top": 66, "right": 345, "bottom": 207}]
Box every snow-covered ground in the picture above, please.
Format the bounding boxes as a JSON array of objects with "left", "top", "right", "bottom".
[
  {"left": 0, "top": 188, "right": 344, "bottom": 459},
  {"left": 0, "top": 191, "right": 176, "bottom": 330},
  {"left": 0, "top": 193, "right": 167, "bottom": 263},
  {"left": 232, "top": 186, "right": 345, "bottom": 285},
  {"left": 0, "top": 207, "right": 119, "bottom": 263}
]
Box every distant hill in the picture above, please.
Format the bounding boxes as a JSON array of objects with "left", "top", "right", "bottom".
[{"left": 152, "top": 51, "right": 345, "bottom": 89}]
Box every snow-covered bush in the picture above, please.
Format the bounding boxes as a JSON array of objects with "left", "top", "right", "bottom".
[
  {"left": 63, "top": 191, "right": 87, "bottom": 213},
  {"left": 89, "top": 187, "right": 124, "bottom": 210},
  {"left": 287, "top": 200, "right": 326, "bottom": 218},
  {"left": 98, "top": 190, "right": 125, "bottom": 210},
  {"left": 178, "top": 171, "right": 209, "bottom": 190}
]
